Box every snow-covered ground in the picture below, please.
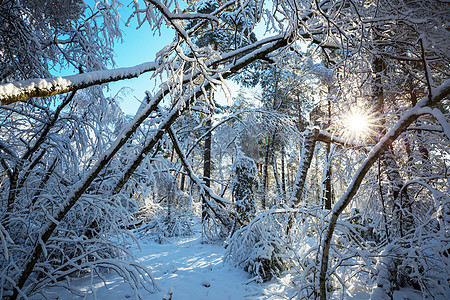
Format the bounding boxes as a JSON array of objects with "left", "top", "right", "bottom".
[
  {"left": 37, "top": 231, "right": 263, "bottom": 299},
  {"left": 37, "top": 228, "right": 427, "bottom": 300},
  {"left": 134, "top": 235, "right": 256, "bottom": 299}
]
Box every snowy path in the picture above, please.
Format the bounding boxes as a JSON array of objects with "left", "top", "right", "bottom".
[
  {"left": 136, "top": 235, "right": 256, "bottom": 299},
  {"left": 31, "top": 232, "right": 426, "bottom": 299},
  {"left": 37, "top": 234, "right": 263, "bottom": 299}
]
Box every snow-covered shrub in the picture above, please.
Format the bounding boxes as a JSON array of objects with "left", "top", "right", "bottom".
[
  {"left": 202, "top": 211, "right": 232, "bottom": 242},
  {"left": 310, "top": 191, "right": 450, "bottom": 299},
  {"left": 345, "top": 208, "right": 382, "bottom": 244},
  {"left": 137, "top": 213, "right": 196, "bottom": 242},
  {"left": 225, "top": 209, "right": 291, "bottom": 282},
  {"left": 0, "top": 192, "right": 158, "bottom": 298},
  {"left": 0, "top": 88, "right": 160, "bottom": 297},
  {"left": 135, "top": 193, "right": 164, "bottom": 224},
  {"left": 232, "top": 156, "right": 258, "bottom": 223},
  {"left": 371, "top": 244, "right": 402, "bottom": 300},
  {"left": 173, "top": 191, "right": 193, "bottom": 214},
  {"left": 371, "top": 238, "right": 449, "bottom": 299},
  {"left": 274, "top": 206, "right": 379, "bottom": 299},
  {"left": 371, "top": 196, "right": 450, "bottom": 299}
]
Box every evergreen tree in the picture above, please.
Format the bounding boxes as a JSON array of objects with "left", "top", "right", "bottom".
[{"left": 232, "top": 155, "right": 257, "bottom": 223}]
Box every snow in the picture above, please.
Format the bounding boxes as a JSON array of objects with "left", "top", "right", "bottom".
[
  {"left": 431, "top": 107, "right": 450, "bottom": 141},
  {"left": 0, "top": 62, "right": 158, "bottom": 105},
  {"left": 32, "top": 226, "right": 429, "bottom": 300},
  {"left": 35, "top": 229, "right": 257, "bottom": 299},
  {"left": 137, "top": 237, "right": 252, "bottom": 299}
]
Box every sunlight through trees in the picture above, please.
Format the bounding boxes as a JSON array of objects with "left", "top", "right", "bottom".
[{"left": 0, "top": 0, "right": 448, "bottom": 299}]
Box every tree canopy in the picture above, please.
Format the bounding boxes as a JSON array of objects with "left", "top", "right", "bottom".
[{"left": 0, "top": 0, "right": 449, "bottom": 299}]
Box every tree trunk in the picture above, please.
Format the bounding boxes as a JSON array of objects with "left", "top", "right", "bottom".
[
  {"left": 261, "top": 135, "right": 271, "bottom": 209},
  {"left": 377, "top": 158, "right": 391, "bottom": 243},
  {"left": 323, "top": 150, "right": 332, "bottom": 210},
  {"left": 6, "top": 169, "right": 18, "bottom": 213},
  {"left": 373, "top": 55, "right": 411, "bottom": 237},
  {"left": 286, "top": 165, "right": 290, "bottom": 194},
  {"left": 382, "top": 147, "right": 412, "bottom": 237},
  {"left": 202, "top": 104, "right": 213, "bottom": 226},
  {"left": 271, "top": 137, "right": 282, "bottom": 198},
  {"left": 281, "top": 145, "right": 286, "bottom": 198},
  {"left": 297, "top": 93, "right": 304, "bottom": 131},
  {"left": 180, "top": 173, "right": 186, "bottom": 191},
  {"left": 286, "top": 128, "right": 319, "bottom": 234},
  {"left": 289, "top": 128, "right": 319, "bottom": 208},
  {"left": 323, "top": 90, "right": 333, "bottom": 210}
]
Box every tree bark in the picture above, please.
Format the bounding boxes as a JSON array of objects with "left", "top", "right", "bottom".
[
  {"left": 286, "top": 128, "right": 319, "bottom": 234},
  {"left": 281, "top": 145, "right": 286, "bottom": 197},
  {"left": 180, "top": 173, "right": 186, "bottom": 191},
  {"left": 323, "top": 151, "right": 332, "bottom": 210},
  {"left": 202, "top": 106, "right": 213, "bottom": 224},
  {"left": 289, "top": 128, "right": 320, "bottom": 208},
  {"left": 261, "top": 136, "right": 271, "bottom": 209},
  {"left": 323, "top": 90, "right": 332, "bottom": 210}
]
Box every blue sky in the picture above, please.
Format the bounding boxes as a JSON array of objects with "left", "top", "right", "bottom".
[
  {"left": 104, "top": 1, "right": 266, "bottom": 115},
  {"left": 105, "top": 4, "right": 175, "bottom": 115}
]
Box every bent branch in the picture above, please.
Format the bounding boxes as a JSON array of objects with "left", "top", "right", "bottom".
[
  {"left": 318, "top": 78, "right": 450, "bottom": 300},
  {"left": 10, "top": 35, "right": 289, "bottom": 298},
  {"left": 168, "top": 127, "right": 232, "bottom": 227}
]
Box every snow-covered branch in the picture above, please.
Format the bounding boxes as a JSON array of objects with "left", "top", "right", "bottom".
[
  {"left": 317, "top": 131, "right": 368, "bottom": 150},
  {"left": 167, "top": 127, "right": 233, "bottom": 226},
  {"left": 417, "top": 107, "right": 450, "bottom": 141},
  {"left": 319, "top": 78, "right": 450, "bottom": 300},
  {"left": 0, "top": 62, "right": 158, "bottom": 105},
  {"left": 113, "top": 37, "right": 290, "bottom": 195}
]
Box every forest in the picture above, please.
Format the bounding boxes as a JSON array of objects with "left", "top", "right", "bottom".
[{"left": 0, "top": 0, "right": 449, "bottom": 299}]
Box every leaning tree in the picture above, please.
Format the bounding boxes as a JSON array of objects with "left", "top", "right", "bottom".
[{"left": 0, "top": 0, "right": 448, "bottom": 299}]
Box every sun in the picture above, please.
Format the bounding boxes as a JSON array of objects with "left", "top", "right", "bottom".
[
  {"left": 346, "top": 113, "right": 369, "bottom": 136},
  {"left": 341, "top": 109, "right": 376, "bottom": 142}
]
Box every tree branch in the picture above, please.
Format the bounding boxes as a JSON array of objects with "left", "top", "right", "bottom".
[
  {"left": 10, "top": 34, "right": 290, "bottom": 298},
  {"left": 167, "top": 126, "right": 232, "bottom": 228},
  {"left": 318, "top": 78, "right": 450, "bottom": 300},
  {"left": 0, "top": 62, "right": 158, "bottom": 105}
]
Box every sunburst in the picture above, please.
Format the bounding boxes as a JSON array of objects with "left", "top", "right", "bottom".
[{"left": 341, "top": 108, "right": 378, "bottom": 143}]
